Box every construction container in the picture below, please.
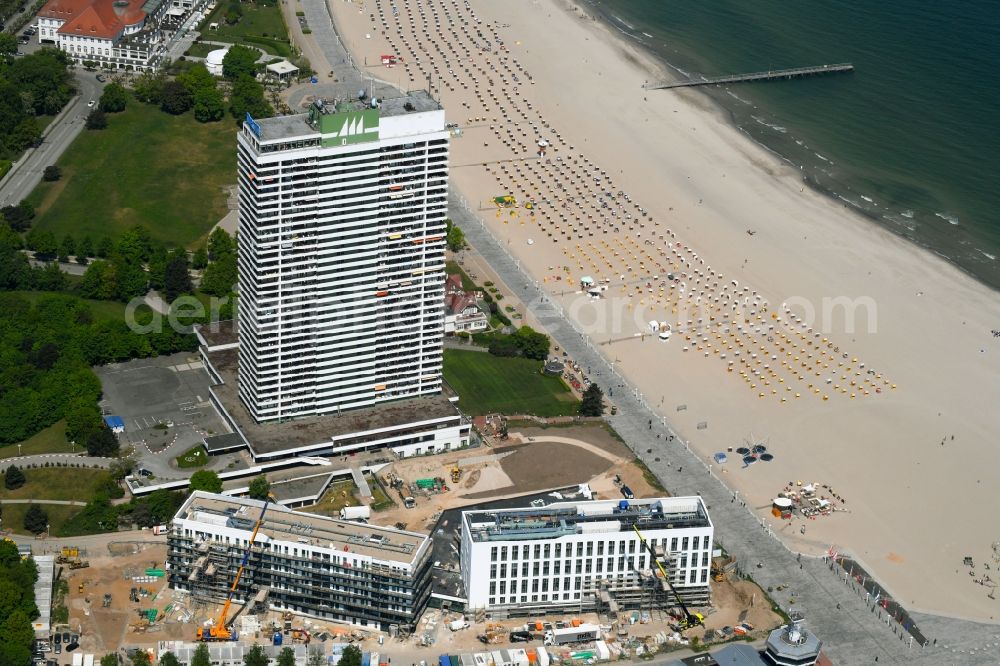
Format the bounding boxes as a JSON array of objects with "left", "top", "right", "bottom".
[
  {"left": 145, "top": 569, "right": 165, "bottom": 577},
  {"left": 416, "top": 479, "right": 436, "bottom": 489}
]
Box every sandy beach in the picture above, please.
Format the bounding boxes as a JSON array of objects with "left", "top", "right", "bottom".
[{"left": 327, "top": 0, "right": 1000, "bottom": 620}]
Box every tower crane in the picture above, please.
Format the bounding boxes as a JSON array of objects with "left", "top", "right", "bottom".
[{"left": 197, "top": 495, "right": 276, "bottom": 641}]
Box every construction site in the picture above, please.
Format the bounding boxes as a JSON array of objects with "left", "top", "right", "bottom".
[{"left": 46, "top": 424, "right": 784, "bottom": 663}]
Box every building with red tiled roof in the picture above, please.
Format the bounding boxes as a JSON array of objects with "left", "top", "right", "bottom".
[
  {"left": 36, "top": 0, "right": 202, "bottom": 71},
  {"left": 444, "top": 290, "right": 488, "bottom": 334}
]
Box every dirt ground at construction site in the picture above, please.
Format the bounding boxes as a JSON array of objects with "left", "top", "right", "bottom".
[
  {"left": 64, "top": 542, "right": 191, "bottom": 656},
  {"left": 413, "top": 576, "right": 782, "bottom": 658},
  {"left": 365, "top": 424, "right": 662, "bottom": 533}
]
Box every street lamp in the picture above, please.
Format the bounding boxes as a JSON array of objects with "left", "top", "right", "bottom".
[{"left": 17, "top": 443, "right": 22, "bottom": 457}]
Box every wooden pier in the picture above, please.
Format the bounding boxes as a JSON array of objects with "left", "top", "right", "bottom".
[{"left": 644, "top": 63, "right": 854, "bottom": 90}]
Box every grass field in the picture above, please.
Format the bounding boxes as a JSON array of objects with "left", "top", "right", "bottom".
[
  {"left": 184, "top": 42, "right": 218, "bottom": 58},
  {"left": 0, "top": 467, "right": 113, "bottom": 502},
  {"left": 0, "top": 503, "right": 78, "bottom": 537},
  {"left": 200, "top": 0, "right": 292, "bottom": 57},
  {"left": 27, "top": 101, "right": 236, "bottom": 249},
  {"left": 443, "top": 349, "right": 579, "bottom": 417},
  {"left": 175, "top": 444, "right": 208, "bottom": 468},
  {"left": 0, "top": 421, "right": 73, "bottom": 460}
]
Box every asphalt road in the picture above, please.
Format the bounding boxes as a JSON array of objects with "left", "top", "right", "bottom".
[{"left": 0, "top": 68, "right": 104, "bottom": 207}]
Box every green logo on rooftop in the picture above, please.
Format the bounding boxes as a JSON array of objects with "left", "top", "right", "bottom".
[{"left": 310, "top": 107, "right": 380, "bottom": 146}]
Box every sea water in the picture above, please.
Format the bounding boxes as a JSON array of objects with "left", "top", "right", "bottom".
[{"left": 588, "top": 0, "right": 1000, "bottom": 288}]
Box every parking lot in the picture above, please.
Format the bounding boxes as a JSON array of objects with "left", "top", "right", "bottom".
[{"left": 95, "top": 353, "right": 232, "bottom": 480}]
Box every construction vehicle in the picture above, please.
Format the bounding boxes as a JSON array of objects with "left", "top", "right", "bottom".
[
  {"left": 196, "top": 495, "right": 276, "bottom": 641},
  {"left": 450, "top": 466, "right": 462, "bottom": 483},
  {"left": 632, "top": 524, "right": 704, "bottom": 629},
  {"left": 57, "top": 546, "right": 89, "bottom": 569},
  {"left": 102, "top": 594, "right": 112, "bottom": 608}
]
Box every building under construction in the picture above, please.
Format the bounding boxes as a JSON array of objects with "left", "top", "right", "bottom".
[
  {"left": 166, "top": 492, "right": 433, "bottom": 632},
  {"left": 460, "top": 497, "right": 713, "bottom": 618}
]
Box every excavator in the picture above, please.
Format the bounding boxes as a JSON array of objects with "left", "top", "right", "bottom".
[
  {"left": 633, "top": 524, "right": 705, "bottom": 629},
  {"left": 197, "top": 495, "right": 275, "bottom": 641}
]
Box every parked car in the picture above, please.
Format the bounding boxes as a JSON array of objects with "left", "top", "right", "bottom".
[
  {"left": 87, "top": 100, "right": 95, "bottom": 107},
  {"left": 509, "top": 631, "right": 533, "bottom": 643},
  {"left": 96, "top": 74, "right": 106, "bottom": 82}
]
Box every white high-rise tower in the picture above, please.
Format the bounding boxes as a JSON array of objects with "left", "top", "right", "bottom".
[{"left": 236, "top": 91, "right": 449, "bottom": 423}]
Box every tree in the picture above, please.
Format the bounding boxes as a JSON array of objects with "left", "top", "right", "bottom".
[
  {"left": 193, "top": 86, "right": 226, "bottom": 123},
  {"left": 131, "top": 650, "right": 152, "bottom": 666},
  {"left": 337, "top": 645, "right": 362, "bottom": 666},
  {"left": 190, "top": 469, "right": 222, "bottom": 494},
  {"left": 85, "top": 108, "right": 108, "bottom": 130},
  {"left": 512, "top": 326, "right": 549, "bottom": 360},
  {"left": 229, "top": 74, "right": 272, "bottom": 120},
  {"left": 190, "top": 643, "right": 211, "bottom": 666},
  {"left": 222, "top": 44, "right": 258, "bottom": 81},
  {"left": 276, "top": 647, "right": 296, "bottom": 666},
  {"left": 177, "top": 63, "right": 216, "bottom": 96},
  {"left": 112, "top": 257, "right": 148, "bottom": 302},
  {"left": 132, "top": 70, "right": 167, "bottom": 105},
  {"left": 86, "top": 427, "right": 120, "bottom": 457},
  {"left": 579, "top": 383, "right": 605, "bottom": 417},
  {"left": 28, "top": 229, "right": 57, "bottom": 258},
  {"left": 99, "top": 82, "right": 129, "bottom": 113},
  {"left": 200, "top": 253, "right": 237, "bottom": 296},
  {"left": 43, "top": 165, "right": 61, "bottom": 182},
  {"left": 248, "top": 475, "right": 271, "bottom": 500},
  {"left": 78, "top": 235, "right": 94, "bottom": 260},
  {"left": 4, "top": 465, "right": 25, "bottom": 490},
  {"left": 160, "top": 81, "right": 192, "bottom": 115},
  {"left": 78, "top": 260, "right": 118, "bottom": 300},
  {"left": 101, "top": 655, "right": 119, "bottom": 666},
  {"left": 163, "top": 250, "right": 192, "bottom": 301},
  {"left": 208, "top": 228, "right": 235, "bottom": 260},
  {"left": 159, "top": 652, "right": 181, "bottom": 666},
  {"left": 192, "top": 245, "right": 208, "bottom": 269},
  {"left": 224, "top": 0, "right": 242, "bottom": 24},
  {"left": 0, "top": 33, "right": 18, "bottom": 55},
  {"left": 65, "top": 399, "right": 101, "bottom": 443},
  {"left": 2, "top": 201, "right": 36, "bottom": 232},
  {"left": 96, "top": 236, "right": 113, "bottom": 258},
  {"left": 243, "top": 644, "right": 268, "bottom": 666},
  {"left": 23, "top": 504, "right": 48, "bottom": 534},
  {"left": 445, "top": 219, "right": 464, "bottom": 252},
  {"left": 60, "top": 234, "right": 75, "bottom": 260}
]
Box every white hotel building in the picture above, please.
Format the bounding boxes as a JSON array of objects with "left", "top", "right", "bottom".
[
  {"left": 461, "top": 497, "right": 714, "bottom": 616},
  {"left": 236, "top": 91, "right": 449, "bottom": 423}
]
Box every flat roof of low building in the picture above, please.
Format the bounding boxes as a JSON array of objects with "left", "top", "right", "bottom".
[
  {"left": 195, "top": 320, "right": 239, "bottom": 350},
  {"left": 266, "top": 60, "right": 298, "bottom": 75},
  {"left": 203, "top": 432, "right": 245, "bottom": 454},
  {"left": 31, "top": 555, "right": 55, "bottom": 635},
  {"left": 176, "top": 492, "right": 428, "bottom": 565},
  {"left": 463, "top": 496, "right": 712, "bottom": 543},
  {"left": 206, "top": 347, "right": 461, "bottom": 457},
  {"left": 255, "top": 89, "right": 440, "bottom": 142}
]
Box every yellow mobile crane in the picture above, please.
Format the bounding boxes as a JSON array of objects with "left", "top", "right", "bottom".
[
  {"left": 633, "top": 524, "right": 705, "bottom": 629},
  {"left": 197, "top": 495, "right": 275, "bottom": 641}
]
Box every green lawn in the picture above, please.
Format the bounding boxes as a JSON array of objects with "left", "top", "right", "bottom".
[
  {"left": 443, "top": 349, "right": 579, "bottom": 417},
  {"left": 0, "top": 503, "right": 79, "bottom": 537},
  {"left": 0, "top": 467, "right": 114, "bottom": 502},
  {"left": 0, "top": 421, "right": 73, "bottom": 460},
  {"left": 200, "top": 0, "right": 292, "bottom": 57},
  {"left": 27, "top": 101, "right": 237, "bottom": 249},
  {"left": 184, "top": 42, "right": 219, "bottom": 58},
  {"left": 175, "top": 444, "right": 208, "bottom": 468}
]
